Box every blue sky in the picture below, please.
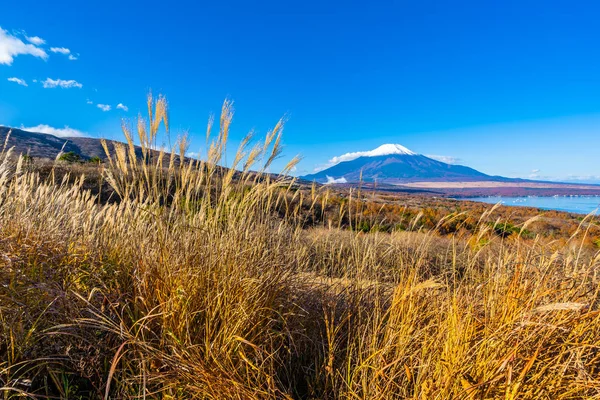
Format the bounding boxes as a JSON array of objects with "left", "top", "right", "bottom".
[{"left": 1, "top": 0, "right": 600, "bottom": 182}]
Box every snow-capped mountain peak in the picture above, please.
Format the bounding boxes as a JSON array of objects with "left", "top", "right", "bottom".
[
  {"left": 326, "top": 144, "right": 417, "bottom": 167},
  {"left": 302, "top": 143, "right": 490, "bottom": 184},
  {"left": 367, "top": 144, "right": 417, "bottom": 157}
]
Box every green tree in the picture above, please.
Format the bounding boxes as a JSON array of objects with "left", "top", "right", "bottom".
[{"left": 58, "top": 151, "right": 81, "bottom": 163}]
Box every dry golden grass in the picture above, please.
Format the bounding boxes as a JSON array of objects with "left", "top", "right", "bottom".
[{"left": 1, "top": 96, "right": 600, "bottom": 399}]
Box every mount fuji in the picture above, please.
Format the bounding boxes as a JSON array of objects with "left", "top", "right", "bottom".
[{"left": 302, "top": 144, "right": 497, "bottom": 184}]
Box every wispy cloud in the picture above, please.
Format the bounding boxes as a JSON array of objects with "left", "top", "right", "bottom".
[
  {"left": 97, "top": 104, "right": 111, "bottom": 112},
  {"left": 50, "top": 47, "right": 70, "bottom": 55},
  {"left": 26, "top": 36, "right": 45, "bottom": 46},
  {"left": 20, "top": 124, "right": 87, "bottom": 138},
  {"left": 86, "top": 99, "right": 93, "bottom": 105},
  {"left": 529, "top": 168, "right": 541, "bottom": 178},
  {"left": 49, "top": 47, "right": 78, "bottom": 60},
  {"left": 325, "top": 176, "right": 347, "bottom": 184},
  {"left": 42, "top": 78, "right": 83, "bottom": 89},
  {"left": 116, "top": 103, "right": 129, "bottom": 112},
  {"left": 426, "top": 154, "right": 462, "bottom": 164},
  {"left": 514, "top": 170, "right": 600, "bottom": 184},
  {"left": 7, "top": 77, "right": 27, "bottom": 86},
  {"left": 558, "top": 175, "right": 600, "bottom": 184},
  {"left": 0, "top": 27, "right": 48, "bottom": 65}
]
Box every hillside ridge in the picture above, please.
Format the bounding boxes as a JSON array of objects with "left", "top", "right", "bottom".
[{"left": 0, "top": 126, "right": 145, "bottom": 161}]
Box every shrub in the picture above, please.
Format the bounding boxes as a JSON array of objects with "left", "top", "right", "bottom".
[{"left": 57, "top": 151, "right": 81, "bottom": 163}]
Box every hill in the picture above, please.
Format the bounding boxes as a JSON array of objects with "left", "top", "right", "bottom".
[{"left": 0, "top": 126, "right": 134, "bottom": 160}]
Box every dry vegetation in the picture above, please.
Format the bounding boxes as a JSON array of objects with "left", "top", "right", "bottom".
[{"left": 1, "top": 95, "right": 600, "bottom": 399}]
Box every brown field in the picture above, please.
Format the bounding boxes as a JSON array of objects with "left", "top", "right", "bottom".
[{"left": 1, "top": 95, "right": 600, "bottom": 399}]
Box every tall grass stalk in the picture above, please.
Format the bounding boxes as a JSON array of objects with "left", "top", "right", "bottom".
[{"left": 0, "top": 96, "right": 599, "bottom": 399}]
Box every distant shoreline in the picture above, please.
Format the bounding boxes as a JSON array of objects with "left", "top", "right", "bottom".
[
  {"left": 460, "top": 195, "right": 600, "bottom": 215},
  {"left": 329, "top": 180, "right": 600, "bottom": 198},
  {"left": 394, "top": 180, "right": 600, "bottom": 190}
]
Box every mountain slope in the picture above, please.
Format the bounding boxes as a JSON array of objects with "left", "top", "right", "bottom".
[
  {"left": 303, "top": 144, "right": 495, "bottom": 183},
  {"left": 0, "top": 126, "right": 138, "bottom": 160}
]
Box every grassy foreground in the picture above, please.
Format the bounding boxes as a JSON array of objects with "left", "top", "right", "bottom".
[{"left": 2, "top": 96, "right": 600, "bottom": 399}]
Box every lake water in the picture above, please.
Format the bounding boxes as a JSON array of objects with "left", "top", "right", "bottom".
[{"left": 462, "top": 196, "right": 600, "bottom": 215}]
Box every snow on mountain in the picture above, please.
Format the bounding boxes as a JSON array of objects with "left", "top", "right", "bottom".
[
  {"left": 358, "top": 144, "right": 417, "bottom": 157},
  {"left": 326, "top": 144, "right": 416, "bottom": 168}
]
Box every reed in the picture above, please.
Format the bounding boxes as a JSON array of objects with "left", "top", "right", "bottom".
[{"left": 1, "top": 95, "right": 599, "bottom": 399}]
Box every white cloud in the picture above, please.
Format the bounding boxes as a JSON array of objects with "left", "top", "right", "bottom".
[
  {"left": 0, "top": 27, "right": 48, "bottom": 65},
  {"left": 20, "top": 124, "right": 87, "bottom": 138},
  {"left": 7, "top": 77, "right": 27, "bottom": 86},
  {"left": 50, "top": 47, "right": 70, "bottom": 55},
  {"left": 426, "top": 154, "right": 462, "bottom": 164},
  {"left": 86, "top": 99, "right": 93, "bottom": 105},
  {"left": 26, "top": 36, "right": 45, "bottom": 46},
  {"left": 116, "top": 103, "right": 128, "bottom": 111},
  {"left": 529, "top": 169, "right": 542, "bottom": 179},
  {"left": 97, "top": 104, "right": 111, "bottom": 112},
  {"left": 42, "top": 78, "right": 83, "bottom": 89},
  {"left": 50, "top": 47, "right": 77, "bottom": 60},
  {"left": 325, "top": 176, "right": 347, "bottom": 184}
]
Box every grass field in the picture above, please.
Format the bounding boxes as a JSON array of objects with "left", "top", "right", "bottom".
[{"left": 1, "top": 96, "right": 600, "bottom": 399}]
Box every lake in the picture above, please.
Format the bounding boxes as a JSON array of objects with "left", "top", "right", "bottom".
[{"left": 462, "top": 196, "right": 600, "bottom": 215}]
